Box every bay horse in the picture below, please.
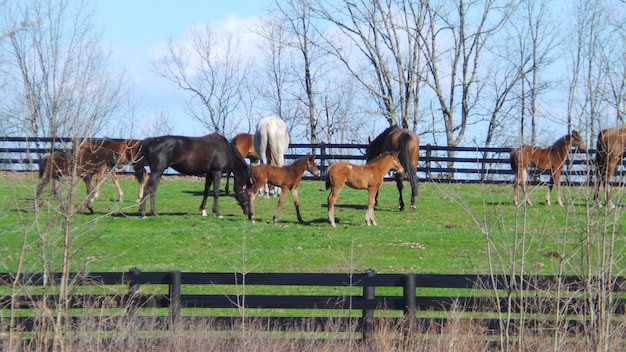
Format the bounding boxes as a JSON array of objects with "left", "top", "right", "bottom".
[
  {"left": 594, "top": 126, "right": 626, "bottom": 208},
  {"left": 79, "top": 139, "right": 148, "bottom": 202},
  {"left": 254, "top": 115, "right": 290, "bottom": 197},
  {"left": 248, "top": 154, "right": 319, "bottom": 224},
  {"left": 137, "top": 134, "right": 251, "bottom": 218},
  {"left": 35, "top": 149, "right": 121, "bottom": 214},
  {"left": 326, "top": 152, "right": 403, "bottom": 227},
  {"left": 365, "top": 125, "right": 420, "bottom": 212},
  {"left": 510, "top": 130, "right": 587, "bottom": 207},
  {"left": 225, "top": 133, "right": 260, "bottom": 195}
]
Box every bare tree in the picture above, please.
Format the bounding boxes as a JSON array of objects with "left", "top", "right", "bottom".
[
  {"left": 152, "top": 25, "right": 251, "bottom": 135},
  {"left": 1, "top": 1, "right": 127, "bottom": 350},
  {"left": 1, "top": 0, "right": 124, "bottom": 139},
  {"left": 312, "top": 0, "right": 426, "bottom": 130}
]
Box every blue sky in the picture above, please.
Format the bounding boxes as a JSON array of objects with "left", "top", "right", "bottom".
[{"left": 93, "top": 1, "right": 273, "bottom": 137}]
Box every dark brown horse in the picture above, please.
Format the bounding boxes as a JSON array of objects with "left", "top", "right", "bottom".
[
  {"left": 510, "top": 131, "right": 587, "bottom": 206},
  {"left": 137, "top": 134, "right": 251, "bottom": 218},
  {"left": 225, "top": 133, "right": 260, "bottom": 195},
  {"left": 365, "top": 125, "right": 419, "bottom": 212},
  {"left": 78, "top": 139, "right": 148, "bottom": 202},
  {"left": 35, "top": 149, "right": 121, "bottom": 213},
  {"left": 594, "top": 126, "right": 626, "bottom": 208},
  {"left": 248, "top": 154, "right": 319, "bottom": 224},
  {"left": 326, "top": 152, "right": 403, "bottom": 227}
]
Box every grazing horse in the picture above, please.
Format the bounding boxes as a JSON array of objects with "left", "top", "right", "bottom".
[
  {"left": 79, "top": 139, "right": 148, "bottom": 202},
  {"left": 138, "top": 134, "right": 251, "bottom": 218},
  {"left": 326, "top": 152, "right": 403, "bottom": 227},
  {"left": 248, "top": 154, "right": 319, "bottom": 224},
  {"left": 254, "top": 116, "right": 290, "bottom": 197},
  {"left": 594, "top": 126, "right": 626, "bottom": 208},
  {"left": 35, "top": 149, "right": 121, "bottom": 213},
  {"left": 510, "top": 130, "right": 587, "bottom": 207},
  {"left": 365, "top": 125, "right": 420, "bottom": 212},
  {"left": 225, "top": 133, "right": 260, "bottom": 195}
]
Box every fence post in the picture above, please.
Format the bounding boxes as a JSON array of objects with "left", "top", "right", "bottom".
[
  {"left": 425, "top": 144, "right": 432, "bottom": 180},
  {"left": 126, "top": 267, "right": 142, "bottom": 317},
  {"left": 403, "top": 274, "right": 417, "bottom": 335},
  {"left": 169, "top": 270, "right": 182, "bottom": 328},
  {"left": 320, "top": 142, "right": 327, "bottom": 178},
  {"left": 362, "top": 269, "right": 376, "bottom": 342}
]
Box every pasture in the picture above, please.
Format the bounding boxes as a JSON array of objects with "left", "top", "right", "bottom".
[{"left": 0, "top": 172, "right": 625, "bottom": 276}]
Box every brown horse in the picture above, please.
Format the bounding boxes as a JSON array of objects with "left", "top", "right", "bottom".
[
  {"left": 365, "top": 125, "right": 420, "bottom": 212},
  {"left": 225, "top": 133, "right": 260, "bottom": 195},
  {"left": 35, "top": 149, "right": 121, "bottom": 213},
  {"left": 248, "top": 154, "right": 319, "bottom": 224},
  {"left": 326, "top": 152, "right": 403, "bottom": 227},
  {"left": 510, "top": 130, "right": 587, "bottom": 206},
  {"left": 78, "top": 139, "right": 148, "bottom": 202},
  {"left": 594, "top": 126, "right": 626, "bottom": 208}
]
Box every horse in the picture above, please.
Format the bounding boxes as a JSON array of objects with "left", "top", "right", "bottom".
[
  {"left": 365, "top": 125, "right": 420, "bottom": 212},
  {"left": 594, "top": 126, "right": 626, "bottom": 208},
  {"left": 248, "top": 154, "right": 319, "bottom": 224},
  {"left": 510, "top": 130, "right": 587, "bottom": 207},
  {"left": 225, "top": 133, "right": 259, "bottom": 195},
  {"left": 254, "top": 115, "right": 290, "bottom": 197},
  {"left": 325, "top": 152, "right": 403, "bottom": 227},
  {"left": 137, "top": 134, "right": 251, "bottom": 218},
  {"left": 78, "top": 139, "right": 148, "bottom": 202},
  {"left": 35, "top": 149, "right": 121, "bottom": 214}
]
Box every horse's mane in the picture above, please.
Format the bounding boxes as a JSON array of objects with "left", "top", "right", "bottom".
[{"left": 366, "top": 125, "right": 401, "bottom": 159}]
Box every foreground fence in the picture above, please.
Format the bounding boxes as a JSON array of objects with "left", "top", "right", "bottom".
[
  {"left": 2, "top": 269, "right": 626, "bottom": 341},
  {"left": 0, "top": 136, "right": 598, "bottom": 184}
]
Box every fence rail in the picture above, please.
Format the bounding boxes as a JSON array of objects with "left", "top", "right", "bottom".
[
  {"left": 1, "top": 270, "right": 626, "bottom": 341},
  {"left": 1, "top": 136, "right": 604, "bottom": 185}
]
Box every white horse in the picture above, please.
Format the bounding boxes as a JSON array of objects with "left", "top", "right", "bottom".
[{"left": 254, "top": 115, "right": 290, "bottom": 197}]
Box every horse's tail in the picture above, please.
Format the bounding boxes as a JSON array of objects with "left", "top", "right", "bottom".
[
  {"left": 509, "top": 149, "right": 518, "bottom": 172},
  {"left": 39, "top": 156, "right": 49, "bottom": 179},
  {"left": 325, "top": 174, "right": 331, "bottom": 190},
  {"left": 398, "top": 133, "right": 418, "bottom": 195},
  {"left": 595, "top": 131, "right": 608, "bottom": 181}
]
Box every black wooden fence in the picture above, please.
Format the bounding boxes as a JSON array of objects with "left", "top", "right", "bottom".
[
  {"left": 1, "top": 269, "right": 626, "bottom": 341},
  {"left": 0, "top": 136, "right": 597, "bottom": 184}
]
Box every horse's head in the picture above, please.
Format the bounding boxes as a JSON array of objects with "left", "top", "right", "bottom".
[
  {"left": 306, "top": 154, "right": 320, "bottom": 177},
  {"left": 570, "top": 130, "right": 587, "bottom": 152},
  {"left": 234, "top": 185, "right": 250, "bottom": 215},
  {"left": 389, "top": 152, "right": 404, "bottom": 174}
]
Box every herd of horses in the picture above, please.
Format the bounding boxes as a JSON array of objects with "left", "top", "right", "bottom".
[{"left": 34, "top": 119, "right": 626, "bottom": 225}]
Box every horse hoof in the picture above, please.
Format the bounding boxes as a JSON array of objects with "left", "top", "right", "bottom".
[
  {"left": 201, "top": 209, "right": 208, "bottom": 217},
  {"left": 410, "top": 205, "right": 416, "bottom": 212},
  {"left": 218, "top": 215, "right": 224, "bottom": 219}
]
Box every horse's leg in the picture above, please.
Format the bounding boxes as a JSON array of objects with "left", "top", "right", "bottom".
[
  {"left": 224, "top": 172, "right": 231, "bottom": 195},
  {"left": 139, "top": 171, "right": 162, "bottom": 217},
  {"left": 110, "top": 171, "right": 124, "bottom": 202},
  {"left": 550, "top": 168, "right": 563, "bottom": 207},
  {"left": 273, "top": 187, "right": 288, "bottom": 224},
  {"left": 365, "top": 187, "right": 378, "bottom": 226},
  {"left": 521, "top": 169, "right": 532, "bottom": 205},
  {"left": 291, "top": 187, "right": 304, "bottom": 224},
  {"left": 327, "top": 184, "right": 343, "bottom": 228},
  {"left": 208, "top": 172, "right": 224, "bottom": 218},
  {"left": 84, "top": 176, "right": 95, "bottom": 214},
  {"left": 605, "top": 160, "right": 617, "bottom": 208},
  {"left": 248, "top": 188, "right": 257, "bottom": 223},
  {"left": 512, "top": 171, "right": 520, "bottom": 206},
  {"left": 200, "top": 174, "right": 213, "bottom": 217},
  {"left": 395, "top": 172, "right": 405, "bottom": 211},
  {"left": 133, "top": 164, "right": 148, "bottom": 202}
]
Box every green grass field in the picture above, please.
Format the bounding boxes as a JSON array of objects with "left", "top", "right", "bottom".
[{"left": 1, "top": 172, "right": 624, "bottom": 275}]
